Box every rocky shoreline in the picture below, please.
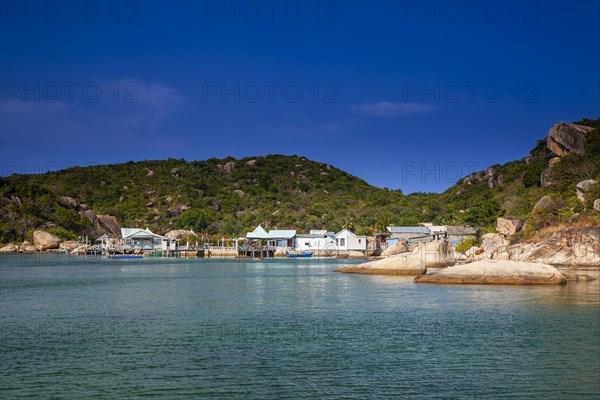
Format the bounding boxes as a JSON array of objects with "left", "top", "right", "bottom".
[
  {"left": 335, "top": 223, "right": 599, "bottom": 284},
  {"left": 413, "top": 260, "right": 568, "bottom": 285}
]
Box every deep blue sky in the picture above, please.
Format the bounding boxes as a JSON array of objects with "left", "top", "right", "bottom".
[{"left": 1, "top": 0, "right": 599, "bottom": 193}]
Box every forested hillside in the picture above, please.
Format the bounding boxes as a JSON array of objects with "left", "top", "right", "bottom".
[{"left": 1, "top": 118, "right": 598, "bottom": 244}]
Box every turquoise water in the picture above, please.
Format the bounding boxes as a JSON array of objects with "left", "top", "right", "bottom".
[{"left": 1, "top": 254, "right": 599, "bottom": 399}]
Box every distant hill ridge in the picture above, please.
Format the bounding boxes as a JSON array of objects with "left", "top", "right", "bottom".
[{"left": 0, "top": 118, "right": 598, "bottom": 244}]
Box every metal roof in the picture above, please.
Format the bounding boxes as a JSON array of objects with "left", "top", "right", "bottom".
[
  {"left": 297, "top": 234, "right": 331, "bottom": 239},
  {"left": 246, "top": 226, "right": 296, "bottom": 240},
  {"left": 335, "top": 229, "right": 367, "bottom": 238},
  {"left": 386, "top": 226, "right": 430, "bottom": 234},
  {"left": 246, "top": 225, "right": 270, "bottom": 239},
  {"left": 121, "top": 228, "right": 169, "bottom": 240},
  {"left": 267, "top": 230, "right": 297, "bottom": 239},
  {"left": 446, "top": 225, "right": 477, "bottom": 235}
]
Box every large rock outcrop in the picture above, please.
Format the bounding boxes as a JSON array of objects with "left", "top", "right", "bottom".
[
  {"left": 21, "top": 241, "right": 36, "bottom": 252},
  {"left": 347, "top": 251, "right": 366, "bottom": 259},
  {"left": 414, "top": 260, "right": 567, "bottom": 285},
  {"left": 381, "top": 240, "right": 408, "bottom": 256},
  {"left": 96, "top": 215, "right": 121, "bottom": 236},
  {"left": 576, "top": 180, "right": 598, "bottom": 203},
  {"left": 496, "top": 217, "right": 524, "bottom": 237},
  {"left": 165, "top": 229, "right": 193, "bottom": 239},
  {"left": 533, "top": 195, "right": 558, "bottom": 213},
  {"left": 335, "top": 240, "right": 454, "bottom": 275},
  {"left": 59, "top": 241, "right": 79, "bottom": 251},
  {"left": 508, "top": 227, "right": 600, "bottom": 267},
  {"left": 420, "top": 240, "right": 456, "bottom": 267},
  {"left": 547, "top": 122, "right": 594, "bottom": 156},
  {"left": 58, "top": 196, "right": 78, "bottom": 209},
  {"left": 366, "top": 237, "right": 383, "bottom": 257},
  {"left": 335, "top": 253, "right": 426, "bottom": 275},
  {"left": 223, "top": 162, "right": 236, "bottom": 173},
  {"left": 80, "top": 211, "right": 121, "bottom": 239},
  {"left": 33, "top": 230, "right": 62, "bottom": 251},
  {"left": 0, "top": 244, "right": 18, "bottom": 253},
  {"left": 481, "top": 233, "right": 510, "bottom": 258}
]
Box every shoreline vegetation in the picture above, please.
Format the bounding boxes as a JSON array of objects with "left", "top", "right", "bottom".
[{"left": 1, "top": 119, "right": 600, "bottom": 284}]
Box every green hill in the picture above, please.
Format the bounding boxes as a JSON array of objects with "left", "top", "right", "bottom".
[{"left": 1, "top": 118, "right": 598, "bottom": 244}]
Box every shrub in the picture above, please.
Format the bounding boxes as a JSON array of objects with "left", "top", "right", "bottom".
[{"left": 455, "top": 238, "right": 478, "bottom": 253}]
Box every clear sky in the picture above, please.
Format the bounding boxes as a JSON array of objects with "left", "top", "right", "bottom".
[{"left": 1, "top": 0, "right": 599, "bottom": 193}]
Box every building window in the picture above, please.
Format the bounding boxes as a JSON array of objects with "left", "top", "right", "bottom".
[
  {"left": 340, "top": 238, "right": 346, "bottom": 246},
  {"left": 358, "top": 239, "right": 361, "bottom": 243}
]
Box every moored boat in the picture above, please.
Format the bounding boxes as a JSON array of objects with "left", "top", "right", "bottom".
[{"left": 286, "top": 252, "right": 313, "bottom": 258}]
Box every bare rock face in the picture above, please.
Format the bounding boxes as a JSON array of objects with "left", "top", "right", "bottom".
[
  {"left": 509, "top": 227, "right": 600, "bottom": 267},
  {"left": 381, "top": 240, "right": 408, "bottom": 256},
  {"left": 496, "top": 217, "right": 524, "bottom": 237},
  {"left": 482, "top": 233, "right": 510, "bottom": 252},
  {"left": 33, "top": 230, "right": 62, "bottom": 251},
  {"left": 21, "top": 241, "right": 36, "bottom": 252},
  {"left": 347, "top": 251, "right": 366, "bottom": 259},
  {"left": 246, "top": 159, "right": 257, "bottom": 166},
  {"left": 337, "top": 240, "right": 454, "bottom": 275},
  {"left": 533, "top": 195, "right": 557, "bottom": 213},
  {"left": 335, "top": 253, "right": 426, "bottom": 275},
  {"left": 576, "top": 179, "right": 598, "bottom": 203},
  {"left": 0, "top": 244, "right": 18, "bottom": 253},
  {"left": 386, "top": 240, "right": 455, "bottom": 267},
  {"left": 272, "top": 248, "right": 287, "bottom": 257},
  {"left": 233, "top": 189, "right": 245, "bottom": 197},
  {"left": 80, "top": 209, "right": 98, "bottom": 225},
  {"left": 366, "top": 237, "right": 383, "bottom": 257},
  {"left": 58, "top": 196, "right": 78, "bottom": 209},
  {"left": 170, "top": 205, "right": 191, "bottom": 217},
  {"left": 419, "top": 240, "right": 456, "bottom": 267},
  {"left": 59, "top": 241, "right": 79, "bottom": 251},
  {"left": 170, "top": 168, "right": 180, "bottom": 177},
  {"left": 70, "top": 245, "right": 90, "bottom": 255},
  {"left": 414, "top": 260, "right": 566, "bottom": 285},
  {"left": 465, "top": 246, "right": 484, "bottom": 259},
  {"left": 594, "top": 199, "right": 600, "bottom": 212},
  {"left": 463, "top": 168, "right": 501, "bottom": 188},
  {"left": 223, "top": 162, "right": 236, "bottom": 173},
  {"left": 540, "top": 167, "right": 553, "bottom": 187},
  {"left": 548, "top": 157, "right": 561, "bottom": 166},
  {"left": 165, "top": 229, "right": 193, "bottom": 239},
  {"left": 547, "top": 122, "right": 594, "bottom": 156},
  {"left": 97, "top": 215, "right": 121, "bottom": 236},
  {"left": 80, "top": 211, "right": 121, "bottom": 239}
]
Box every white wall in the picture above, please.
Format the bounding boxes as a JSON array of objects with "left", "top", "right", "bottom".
[
  {"left": 295, "top": 237, "right": 337, "bottom": 252},
  {"left": 335, "top": 230, "right": 367, "bottom": 251}
]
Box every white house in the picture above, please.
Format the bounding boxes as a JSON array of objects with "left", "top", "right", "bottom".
[
  {"left": 335, "top": 229, "right": 367, "bottom": 251},
  {"left": 121, "top": 228, "right": 177, "bottom": 251},
  {"left": 295, "top": 230, "right": 337, "bottom": 252},
  {"left": 245, "top": 225, "right": 296, "bottom": 249}
]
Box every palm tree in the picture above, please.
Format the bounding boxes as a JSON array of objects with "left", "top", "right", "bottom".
[
  {"left": 375, "top": 214, "right": 391, "bottom": 232},
  {"left": 341, "top": 215, "right": 356, "bottom": 231}
]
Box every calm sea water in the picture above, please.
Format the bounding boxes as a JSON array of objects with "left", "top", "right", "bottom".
[{"left": 1, "top": 254, "right": 599, "bottom": 399}]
